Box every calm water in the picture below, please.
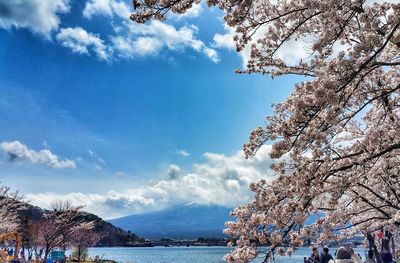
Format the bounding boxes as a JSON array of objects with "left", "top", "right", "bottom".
[{"left": 86, "top": 246, "right": 368, "bottom": 263}]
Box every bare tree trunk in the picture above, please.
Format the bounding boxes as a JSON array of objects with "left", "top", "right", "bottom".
[
  {"left": 391, "top": 235, "right": 396, "bottom": 259},
  {"left": 367, "top": 233, "right": 382, "bottom": 263},
  {"left": 382, "top": 230, "right": 392, "bottom": 251},
  {"left": 78, "top": 246, "right": 82, "bottom": 263},
  {"left": 43, "top": 246, "right": 51, "bottom": 263}
]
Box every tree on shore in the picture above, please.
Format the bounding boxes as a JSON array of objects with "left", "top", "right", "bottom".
[
  {"left": 130, "top": 0, "right": 400, "bottom": 262},
  {"left": 0, "top": 184, "right": 25, "bottom": 233},
  {"left": 12, "top": 200, "right": 101, "bottom": 262},
  {"left": 0, "top": 191, "right": 101, "bottom": 261},
  {"left": 31, "top": 201, "right": 90, "bottom": 260},
  {"left": 25, "top": 221, "right": 44, "bottom": 260},
  {"left": 69, "top": 222, "right": 101, "bottom": 262}
]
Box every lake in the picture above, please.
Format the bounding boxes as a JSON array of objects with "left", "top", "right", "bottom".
[{"left": 86, "top": 246, "right": 368, "bottom": 263}]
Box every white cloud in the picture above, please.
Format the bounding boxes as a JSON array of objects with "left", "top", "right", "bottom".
[
  {"left": 213, "top": 24, "right": 235, "bottom": 50},
  {"left": 112, "top": 20, "right": 219, "bottom": 62},
  {"left": 26, "top": 145, "right": 276, "bottom": 219},
  {"left": 0, "top": 0, "right": 218, "bottom": 63},
  {"left": 111, "top": 36, "right": 164, "bottom": 57},
  {"left": 26, "top": 191, "right": 155, "bottom": 219},
  {"left": 56, "top": 27, "right": 111, "bottom": 60},
  {"left": 203, "top": 47, "right": 219, "bottom": 63},
  {"left": 0, "top": 141, "right": 76, "bottom": 169},
  {"left": 83, "top": 0, "right": 130, "bottom": 19},
  {"left": 27, "top": 191, "right": 155, "bottom": 219},
  {"left": 133, "top": 37, "right": 163, "bottom": 56},
  {"left": 0, "top": 0, "right": 70, "bottom": 38},
  {"left": 177, "top": 149, "right": 190, "bottom": 157},
  {"left": 126, "top": 20, "right": 219, "bottom": 63},
  {"left": 213, "top": 23, "right": 315, "bottom": 68},
  {"left": 273, "top": 36, "right": 314, "bottom": 65},
  {"left": 167, "top": 164, "right": 182, "bottom": 180},
  {"left": 81, "top": 0, "right": 219, "bottom": 62},
  {"left": 87, "top": 148, "right": 106, "bottom": 169}
]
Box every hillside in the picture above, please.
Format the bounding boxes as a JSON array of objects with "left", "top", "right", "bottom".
[
  {"left": 109, "top": 204, "right": 233, "bottom": 239},
  {"left": 12, "top": 199, "right": 142, "bottom": 246}
]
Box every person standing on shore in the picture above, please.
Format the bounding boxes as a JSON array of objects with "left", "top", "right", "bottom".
[
  {"left": 334, "top": 247, "right": 355, "bottom": 263},
  {"left": 364, "top": 249, "right": 375, "bottom": 263},
  {"left": 349, "top": 247, "right": 362, "bottom": 263},
  {"left": 310, "top": 247, "right": 322, "bottom": 263},
  {"left": 321, "top": 246, "right": 334, "bottom": 263},
  {"left": 381, "top": 251, "right": 394, "bottom": 263}
]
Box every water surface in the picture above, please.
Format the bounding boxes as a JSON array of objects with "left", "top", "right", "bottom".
[{"left": 87, "top": 246, "right": 368, "bottom": 263}]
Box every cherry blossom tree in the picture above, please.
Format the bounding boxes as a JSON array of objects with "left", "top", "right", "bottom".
[
  {"left": 25, "top": 221, "right": 45, "bottom": 260},
  {"left": 130, "top": 0, "right": 400, "bottom": 262},
  {"left": 69, "top": 222, "right": 101, "bottom": 262},
  {"left": 51, "top": 200, "right": 84, "bottom": 252},
  {"left": 34, "top": 201, "right": 88, "bottom": 260},
  {"left": 0, "top": 185, "right": 24, "bottom": 233}
]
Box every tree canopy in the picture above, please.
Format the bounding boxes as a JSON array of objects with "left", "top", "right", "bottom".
[{"left": 0, "top": 185, "right": 25, "bottom": 233}]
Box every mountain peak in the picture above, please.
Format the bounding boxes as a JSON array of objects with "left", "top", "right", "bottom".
[{"left": 109, "top": 204, "right": 233, "bottom": 239}]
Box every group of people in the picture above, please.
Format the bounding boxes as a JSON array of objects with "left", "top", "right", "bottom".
[
  {"left": 306, "top": 246, "right": 398, "bottom": 263},
  {"left": 0, "top": 248, "right": 14, "bottom": 256}
]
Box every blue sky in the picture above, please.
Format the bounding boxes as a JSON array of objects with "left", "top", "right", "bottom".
[{"left": 0, "top": 0, "right": 299, "bottom": 218}]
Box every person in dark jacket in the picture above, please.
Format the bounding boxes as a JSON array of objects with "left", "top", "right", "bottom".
[
  {"left": 381, "top": 251, "right": 393, "bottom": 263},
  {"left": 321, "top": 246, "right": 334, "bottom": 263},
  {"left": 364, "top": 249, "right": 374, "bottom": 263},
  {"left": 309, "top": 247, "right": 321, "bottom": 263}
]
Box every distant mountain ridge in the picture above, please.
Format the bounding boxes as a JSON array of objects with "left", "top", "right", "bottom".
[{"left": 109, "top": 204, "right": 233, "bottom": 239}]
